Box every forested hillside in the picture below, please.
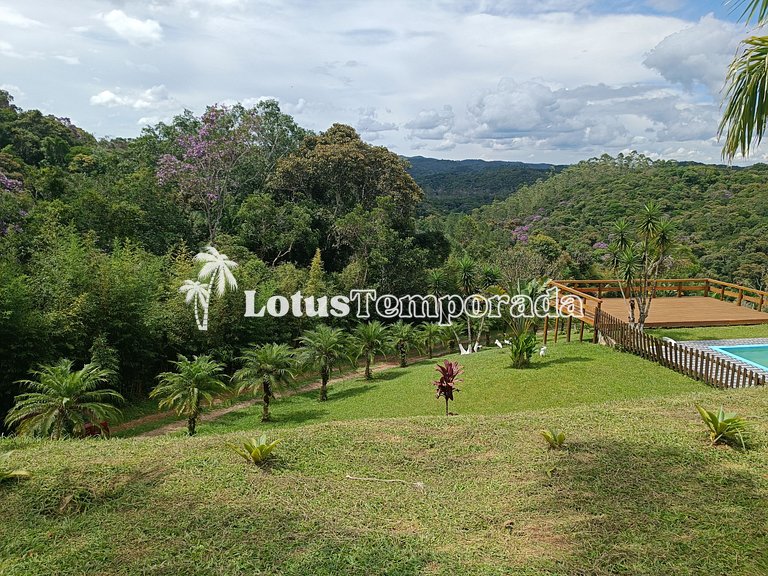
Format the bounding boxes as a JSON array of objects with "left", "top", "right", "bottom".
[
  {"left": 444, "top": 153, "right": 768, "bottom": 289},
  {"left": 406, "top": 156, "right": 561, "bottom": 213},
  {"left": 3, "top": 91, "right": 768, "bottom": 427}
]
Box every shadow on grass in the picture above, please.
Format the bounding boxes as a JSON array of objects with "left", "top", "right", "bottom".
[
  {"left": 501, "top": 356, "right": 594, "bottom": 370},
  {"left": 539, "top": 439, "right": 768, "bottom": 575}
]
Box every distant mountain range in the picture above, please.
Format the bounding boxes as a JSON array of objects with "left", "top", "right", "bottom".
[{"left": 405, "top": 156, "right": 566, "bottom": 213}]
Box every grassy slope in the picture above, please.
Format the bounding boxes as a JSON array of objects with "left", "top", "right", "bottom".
[
  {"left": 1, "top": 389, "right": 767, "bottom": 575},
  {"left": 199, "top": 343, "right": 701, "bottom": 436},
  {"left": 648, "top": 324, "right": 768, "bottom": 341},
  {"left": 2, "top": 343, "right": 767, "bottom": 575}
]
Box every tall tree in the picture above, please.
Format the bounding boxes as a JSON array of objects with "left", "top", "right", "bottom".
[{"left": 608, "top": 202, "right": 676, "bottom": 328}]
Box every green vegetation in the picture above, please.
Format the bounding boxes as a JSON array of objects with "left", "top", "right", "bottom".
[
  {"left": 151, "top": 355, "right": 229, "bottom": 436},
  {"left": 195, "top": 345, "right": 702, "bottom": 435},
  {"left": 0, "top": 451, "right": 30, "bottom": 483},
  {"left": 405, "top": 156, "right": 562, "bottom": 213},
  {"left": 2, "top": 385, "right": 767, "bottom": 575},
  {"left": 5, "top": 360, "right": 123, "bottom": 439},
  {"left": 540, "top": 428, "right": 567, "bottom": 450},
  {"left": 228, "top": 434, "right": 281, "bottom": 466},
  {"left": 696, "top": 405, "right": 752, "bottom": 449},
  {"left": 647, "top": 324, "right": 768, "bottom": 341},
  {"left": 233, "top": 343, "right": 296, "bottom": 422}
]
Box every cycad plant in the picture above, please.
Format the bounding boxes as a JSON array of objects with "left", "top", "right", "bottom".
[
  {"left": 5, "top": 360, "right": 124, "bottom": 439},
  {"left": 234, "top": 343, "right": 295, "bottom": 421},
  {"left": 299, "top": 325, "right": 349, "bottom": 401},
  {"left": 389, "top": 321, "right": 419, "bottom": 368},
  {"left": 352, "top": 321, "right": 390, "bottom": 379},
  {"left": 419, "top": 322, "right": 443, "bottom": 359},
  {"left": 151, "top": 355, "right": 229, "bottom": 435}
]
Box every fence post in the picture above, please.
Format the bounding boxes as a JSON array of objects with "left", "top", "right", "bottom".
[
  {"left": 737, "top": 288, "right": 744, "bottom": 307},
  {"left": 704, "top": 278, "right": 710, "bottom": 297},
  {"left": 592, "top": 306, "right": 601, "bottom": 343}
]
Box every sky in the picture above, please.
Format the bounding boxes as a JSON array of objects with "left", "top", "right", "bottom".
[{"left": 0, "top": 0, "right": 761, "bottom": 164}]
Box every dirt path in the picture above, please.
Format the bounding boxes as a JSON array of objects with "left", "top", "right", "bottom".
[{"left": 132, "top": 359, "right": 405, "bottom": 438}]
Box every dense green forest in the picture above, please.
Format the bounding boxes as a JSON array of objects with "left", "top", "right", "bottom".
[
  {"left": 405, "top": 156, "right": 562, "bottom": 213},
  {"left": 2, "top": 90, "right": 768, "bottom": 427}
]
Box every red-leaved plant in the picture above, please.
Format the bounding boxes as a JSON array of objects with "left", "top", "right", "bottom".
[{"left": 434, "top": 360, "right": 462, "bottom": 416}]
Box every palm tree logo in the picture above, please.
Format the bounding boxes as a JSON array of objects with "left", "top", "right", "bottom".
[{"left": 179, "top": 246, "right": 238, "bottom": 331}]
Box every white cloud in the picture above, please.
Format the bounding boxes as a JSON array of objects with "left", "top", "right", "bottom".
[
  {"left": 90, "top": 85, "right": 177, "bottom": 110},
  {"left": 99, "top": 10, "right": 163, "bottom": 46},
  {"left": 643, "top": 15, "right": 741, "bottom": 93},
  {"left": 0, "top": 6, "right": 43, "bottom": 28},
  {"left": 55, "top": 55, "right": 80, "bottom": 65},
  {"left": 0, "top": 1, "right": 757, "bottom": 163}
]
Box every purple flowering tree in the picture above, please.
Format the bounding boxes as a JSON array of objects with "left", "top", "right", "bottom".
[{"left": 157, "top": 105, "right": 255, "bottom": 242}]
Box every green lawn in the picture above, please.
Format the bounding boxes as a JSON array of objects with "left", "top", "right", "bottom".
[
  {"left": 647, "top": 324, "right": 768, "bottom": 341},
  {"left": 2, "top": 387, "right": 767, "bottom": 575},
  {"left": 199, "top": 343, "right": 702, "bottom": 436}
]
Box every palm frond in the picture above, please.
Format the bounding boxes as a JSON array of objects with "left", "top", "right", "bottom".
[{"left": 720, "top": 36, "right": 768, "bottom": 160}]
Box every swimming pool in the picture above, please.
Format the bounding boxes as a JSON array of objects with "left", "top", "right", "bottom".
[{"left": 711, "top": 344, "right": 768, "bottom": 371}]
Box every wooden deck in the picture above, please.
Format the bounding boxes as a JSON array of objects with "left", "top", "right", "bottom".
[{"left": 599, "top": 296, "right": 768, "bottom": 328}]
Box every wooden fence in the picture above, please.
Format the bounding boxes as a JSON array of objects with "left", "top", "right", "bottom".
[
  {"left": 594, "top": 309, "right": 767, "bottom": 389},
  {"left": 559, "top": 278, "right": 768, "bottom": 312}
]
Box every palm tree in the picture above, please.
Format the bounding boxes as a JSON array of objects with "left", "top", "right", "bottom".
[
  {"left": 456, "top": 255, "right": 477, "bottom": 346},
  {"left": 5, "top": 359, "right": 124, "bottom": 439},
  {"left": 419, "top": 322, "right": 443, "bottom": 359},
  {"left": 194, "top": 245, "right": 238, "bottom": 330},
  {"left": 179, "top": 280, "right": 209, "bottom": 331},
  {"left": 298, "top": 325, "right": 349, "bottom": 401},
  {"left": 389, "top": 321, "right": 419, "bottom": 368},
  {"left": 720, "top": 0, "right": 768, "bottom": 160},
  {"left": 234, "top": 343, "right": 295, "bottom": 421},
  {"left": 151, "top": 355, "right": 229, "bottom": 435},
  {"left": 352, "top": 321, "right": 390, "bottom": 379},
  {"left": 608, "top": 203, "right": 675, "bottom": 328}
]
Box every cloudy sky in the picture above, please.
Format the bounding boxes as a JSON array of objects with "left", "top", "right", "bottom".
[{"left": 0, "top": 0, "right": 760, "bottom": 164}]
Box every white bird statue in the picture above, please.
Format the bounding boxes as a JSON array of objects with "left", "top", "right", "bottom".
[
  {"left": 539, "top": 346, "right": 548, "bottom": 357},
  {"left": 494, "top": 339, "right": 503, "bottom": 348}
]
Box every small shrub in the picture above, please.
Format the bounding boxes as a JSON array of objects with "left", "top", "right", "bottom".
[
  {"left": 434, "top": 360, "right": 462, "bottom": 416},
  {"left": 696, "top": 405, "right": 750, "bottom": 449},
  {"left": 0, "top": 451, "right": 30, "bottom": 483},
  {"left": 540, "top": 428, "right": 566, "bottom": 450},
  {"left": 507, "top": 317, "right": 537, "bottom": 368},
  {"left": 229, "top": 435, "right": 281, "bottom": 465}
]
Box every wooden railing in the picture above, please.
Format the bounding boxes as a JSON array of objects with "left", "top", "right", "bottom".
[
  {"left": 557, "top": 278, "right": 768, "bottom": 312},
  {"left": 595, "top": 309, "right": 767, "bottom": 389}
]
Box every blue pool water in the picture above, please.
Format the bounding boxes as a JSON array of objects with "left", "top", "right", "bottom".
[{"left": 712, "top": 345, "right": 768, "bottom": 371}]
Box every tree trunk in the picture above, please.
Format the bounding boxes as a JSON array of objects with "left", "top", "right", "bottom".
[
  {"left": 320, "top": 367, "right": 329, "bottom": 401},
  {"left": 399, "top": 344, "right": 407, "bottom": 367},
  {"left": 428, "top": 342, "right": 433, "bottom": 359},
  {"left": 187, "top": 414, "right": 197, "bottom": 436},
  {"left": 365, "top": 356, "right": 372, "bottom": 379},
  {"left": 445, "top": 397, "right": 449, "bottom": 416},
  {"left": 262, "top": 378, "right": 272, "bottom": 421}
]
